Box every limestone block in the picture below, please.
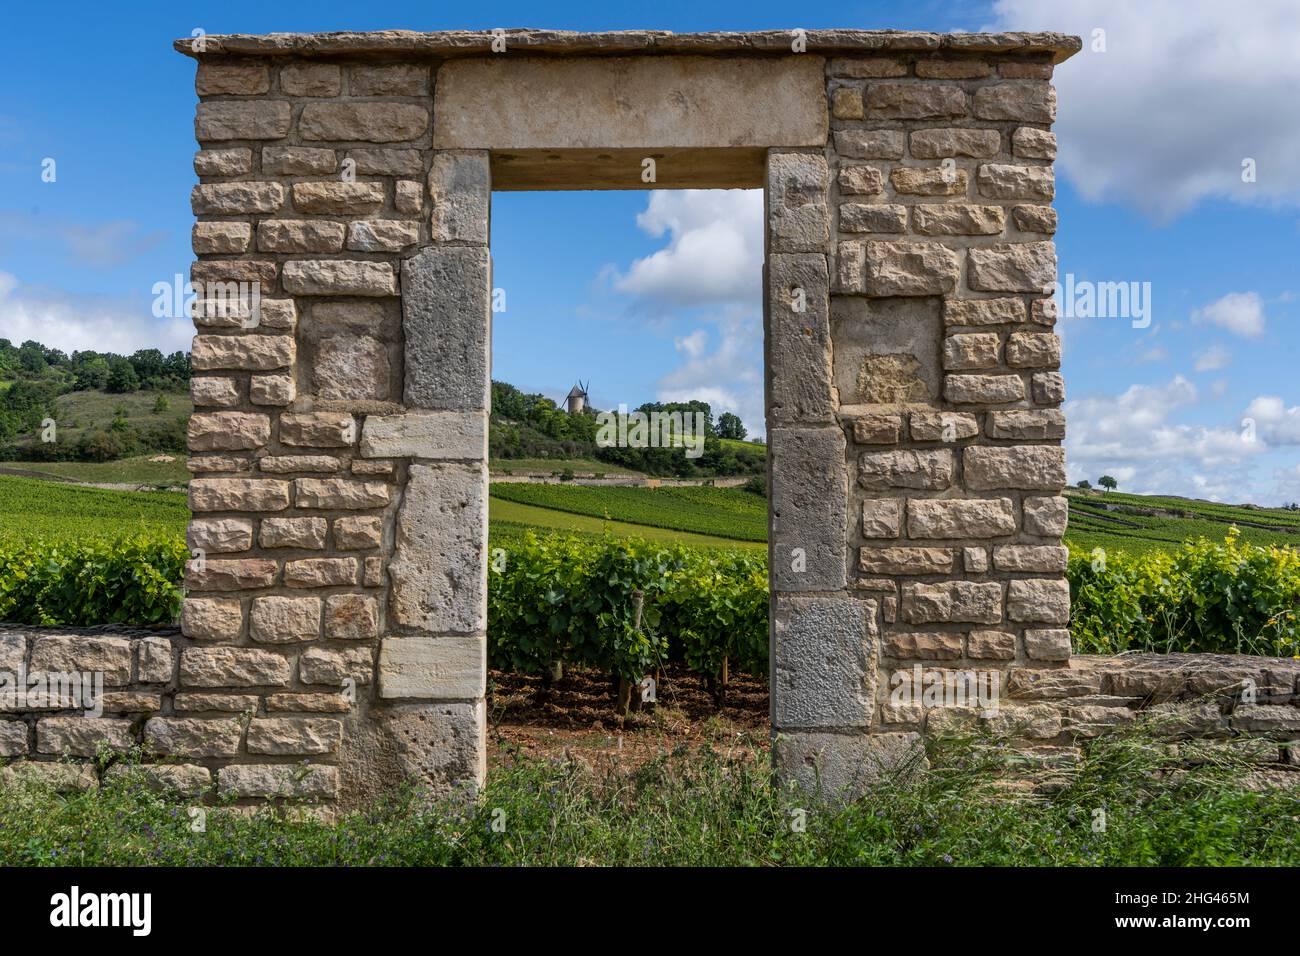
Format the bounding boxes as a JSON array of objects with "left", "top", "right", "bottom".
[
  {"left": 769, "top": 427, "right": 847, "bottom": 592},
  {"left": 766, "top": 253, "right": 833, "bottom": 425},
  {"left": 403, "top": 246, "right": 491, "bottom": 411},
  {"left": 772, "top": 595, "right": 877, "bottom": 729},
  {"left": 378, "top": 635, "right": 486, "bottom": 700}
]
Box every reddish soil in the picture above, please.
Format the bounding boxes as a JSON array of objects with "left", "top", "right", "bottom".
[{"left": 486, "top": 664, "right": 770, "bottom": 770}]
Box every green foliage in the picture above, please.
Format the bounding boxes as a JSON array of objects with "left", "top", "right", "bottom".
[
  {"left": 488, "top": 533, "right": 766, "bottom": 681},
  {"left": 717, "top": 411, "right": 746, "bottom": 441},
  {"left": 0, "top": 476, "right": 188, "bottom": 543},
  {"left": 0, "top": 534, "right": 187, "bottom": 626},
  {"left": 1068, "top": 529, "right": 1300, "bottom": 656},
  {"left": 489, "top": 483, "right": 768, "bottom": 542},
  {"left": 2, "top": 728, "right": 1296, "bottom": 866}
]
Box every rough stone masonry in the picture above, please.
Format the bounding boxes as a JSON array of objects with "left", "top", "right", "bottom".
[{"left": 0, "top": 29, "right": 1125, "bottom": 807}]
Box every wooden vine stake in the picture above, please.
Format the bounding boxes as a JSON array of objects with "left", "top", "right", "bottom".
[{"left": 616, "top": 589, "right": 646, "bottom": 718}]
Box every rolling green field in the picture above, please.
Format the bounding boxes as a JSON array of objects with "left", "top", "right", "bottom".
[
  {"left": 0, "top": 475, "right": 188, "bottom": 542},
  {"left": 1063, "top": 490, "right": 1300, "bottom": 554},
  {"left": 488, "top": 483, "right": 769, "bottom": 542},
  {"left": 488, "top": 497, "right": 764, "bottom": 549},
  {"left": 489, "top": 457, "right": 643, "bottom": 476},
  {"left": 49, "top": 388, "right": 193, "bottom": 444},
  {"left": 0, "top": 455, "right": 190, "bottom": 487}
]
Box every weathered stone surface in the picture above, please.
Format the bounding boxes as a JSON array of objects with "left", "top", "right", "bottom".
[
  {"left": 217, "top": 764, "right": 339, "bottom": 799},
  {"left": 1032, "top": 371, "right": 1065, "bottom": 404},
  {"left": 768, "top": 152, "right": 830, "bottom": 252},
  {"left": 907, "top": 497, "right": 1016, "bottom": 538},
  {"left": 282, "top": 260, "right": 397, "bottom": 296},
  {"left": 197, "top": 61, "right": 270, "bottom": 94},
  {"left": 284, "top": 557, "right": 359, "bottom": 588},
  {"left": 136, "top": 638, "right": 174, "bottom": 684},
  {"left": 767, "top": 253, "right": 832, "bottom": 424},
  {"left": 973, "top": 83, "right": 1056, "bottom": 122},
  {"left": 261, "top": 145, "right": 337, "bottom": 175},
  {"left": 249, "top": 374, "right": 294, "bottom": 406},
  {"left": 1007, "top": 580, "right": 1071, "bottom": 624},
  {"left": 145, "top": 716, "right": 243, "bottom": 757},
  {"left": 968, "top": 241, "right": 1056, "bottom": 292},
  {"left": 1006, "top": 331, "right": 1060, "bottom": 368},
  {"left": 186, "top": 557, "right": 278, "bottom": 591},
  {"left": 179, "top": 648, "right": 292, "bottom": 687},
  {"left": 840, "top": 203, "right": 907, "bottom": 233},
  {"left": 30, "top": 636, "right": 131, "bottom": 685},
  {"left": 389, "top": 463, "right": 486, "bottom": 632},
  {"left": 987, "top": 409, "right": 1065, "bottom": 440},
  {"left": 859, "top": 547, "right": 956, "bottom": 575},
  {"left": 433, "top": 55, "right": 826, "bottom": 149},
  {"left": 395, "top": 179, "right": 423, "bottom": 213},
  {"left": 833, "top": 129, "right": 905, "bottom": 159},
  {"left": 299, "top": 102, "right": 429, "bottom": 142},
  {"left": 944, "top": 373, "right": 1025, "bottom": 404},
  {"left": 361, "top": 411, "right": 487, "bottom": 460},
  {"left": 853, "top": 415, "right": 902, "bottom": 444},
  {"left": 246, "top": 717, "right": 342, "bottom": 754},
  {"left": 189, "top": 478, "right": 290, "bottom": 512},
  {"left": 347, "top": 219, "right": 421, "bottom": 252},
  {"left": 881, "top": 630, "right": 963, "bottom": 659},
  {"left": 909, "top": 127, "right": 1000, "bottom": 158},
  {"left": 775, "top": 731, "right": 924, "bottom": 800},
  {"left": 250, "top": 596, "right": 322, "bottom": 643},
  {"left": 265, "top": 693, "right": 351, "bottom": 713},
  {"left": 294, "top": 478, "right": 390, "bottom": 510},
  {"left": 256, "top": 219, "right": 346, "bottom": 253},
  {"left": 829, "top": 56, "right": 909, "bottom": 78},
  {"left": 901, "top": 581, "right": 1003, "bottom": 624},
  {"left": 349, "top": 147, "right": 423, "bottom": 176},
  {"left": 0, "top": 634, "right": 25, "bottom": 673},
  {"left": 909, "top": 411, "right": 979, "bottom": 441},
  {"left": 258, "top": 298, "right": 297, "bottom": 331},
  {"left": 978, "top": 163, "right": 1054, "bottom": 200},
  {"left": 195, "top": 101, "right": 291, "bottom": 140},
  {"left": 863, "top": 240, "right": 960, "bottom": 295},
  {"left": 916, "top": 58, "right": 990, "bottom": 78},
  {"left": 279, "top": 412, "right": 355, "bottom": 448},
  {"left": 1012, "top": 204, "right": 1057, "bottom": 234},
  {"left": 0, "top": 762, "right": 98, "bottom": 793},
  {"left": 968, "top": 629, "right": 1017, "bottom": 660},
  {"left": 428, "top": 151, "right": 490, "bottom": 243},
  {"left": 861, "top": 498, "right": 903, "bottom": 538},
  {"left": 964, "top": 445, "right": 1066, "bottom": 490},
  {"left": 104, "top": 764, "right": 211, "bottom": 797},
  {"left": 914, "top": 204, "right": 1005, "bottom": 236},
  {"left": 838, "top": 164, "right": 884, "bottom": 195},
  {"left": 187, "top": 455, "right": 249, "bottom": 474},
  {"left": 1024, "top": 496, "right": 1068, "bottom": 536},
  {"left": 191, "top": 182, "right": 285, "bottom": 215},
  {"left": 292, "top": 181, "right": 384, "bottom": 215},
  {"left": 188, "top": 412, "right": 270, "bottom": 452},
  {"left": 1230, "top": 705, "right": 1300, "bottom": 734},
  {"left": 773, "top": 596, "right": 877, "bottom": 729},
  {"left": 944, "top": 297, "right": 1025, "bottom": 326},
  {"left": 173, "top": 693, "right": 259, "bottom": 712},
  {"left": 1012, "top": 126, "right": 1057, "bottom": 159},
  {"left": 181, "top": 597, "right": 242, "bottom": 640},
  {"left": 299, "top": 647, "right": 373, "bottom": 686},
  {"left": 770, "top": 427, "right": 848, "bottom": 592},
  {"left": 993, "top": 545, "right": 1069, "bottom": 572},
  {"left": 0, "top": 721, "right": 26, "bottom": 757},
  {"left": 310, "top": 333, "right": 392, "bottom": 402},
  {"left": 333, "top": 516, "right": 383, "bottom": 551},
  {"left": 280, "top": 62, "right": 341, "bottom": 96},
  {"left": 194, "top": 147, "right": 253, "bottom": 177},
  {"left": 831, "top": 85, "right": 864, "bottom": 120},
  {"left": 187, "top": 517, "right": 254, "bottom": 553},
  {"left": 191, "top": 334, "right": 294, "bottom": 372},
  {"left": 259, "top": 516, "right": 327, "bottom": 549},
  {"left": 258, "top": 455, "right": 343, "bottom": 474},
  {"left": 1024, "top": 627, "right": 1072, "bottom": 660},
  {"left": 324, "top": 593, "right": 379, "bottom": 639},
  {"left": 37, "top": 717, "right": 134, "bottom": 756},
  {"left": 378, "top": 636, "right": 485, "bottom": 700},
  {"left": 890, "top": 166, "right": 968, "bottom": 196},
  {"left": 943, "top": 332, "right": 1001, "bottom": 370},
  {"left": 193, "top": 221, "right": 252, "bottom": 254},
  {"left": 378, "top": 701, "right": 486, "bottom": 798},
  {"left": 351, "top": 63, "right": 428, "bottom": 95},
  {"left": 403, "top": 246, "right": 490, "bottom": 411},
  {"left": 867, "top": 83, "right": 965, "bottom": 118},
  {"left": 858, "top": 449, "right": 953, "bottom": 490}
]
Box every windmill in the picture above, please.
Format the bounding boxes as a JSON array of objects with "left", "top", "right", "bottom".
[{"left": 565, "top": 380, "right": 589, "bottom": 414}]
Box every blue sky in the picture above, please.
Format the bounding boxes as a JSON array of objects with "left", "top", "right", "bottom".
[{"left": 1, "top": 1, "right": 1298, "bottom": 503}]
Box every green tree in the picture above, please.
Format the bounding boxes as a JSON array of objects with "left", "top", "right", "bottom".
[
  {"left": 1075, "top": 479, "right": 1092, "bottom": 490},
  {"left": 106, "top": 358, "right": 139, "bottom": 393},
  {"left": 1098, "top": 475, "right": 1118, "bottom": 492},
  {"left": 718, "top": 412, "right": 747, "bottom": 441}
]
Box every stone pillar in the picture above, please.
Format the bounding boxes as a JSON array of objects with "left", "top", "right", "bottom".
[{"left": 771, "top": 51, "right": 1068, "bottom": 798}]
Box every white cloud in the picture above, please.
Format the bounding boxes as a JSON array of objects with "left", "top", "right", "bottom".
[
  {"left": 989, "top": 0, "right": 1300, "bottom": 220},
  {"left": 1064, "top": 375, "right": 1264, "bottom": 500},
  {"left": 656, "top": 307, "right": 765, "bottom": 437},
  {"left": 612, "top": 190, "right": 763, "bottom": 311},
  {"left": 1191, "top": 291, "right": 1266, "bottom": 338},
  {"left": 1192, "top": 343, "right": 1231, "bottom": 372},
  {"left": 1243, "top": 395, "right": 1300, "bottom": 445},
  {"left": 0, "top": 272, "right": 191, "bottom": 355}
]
